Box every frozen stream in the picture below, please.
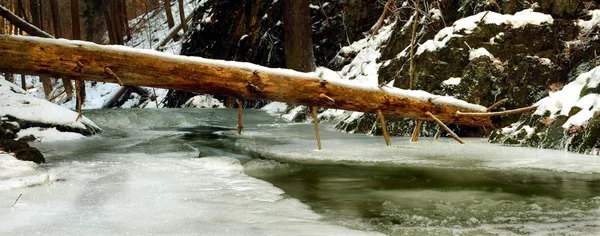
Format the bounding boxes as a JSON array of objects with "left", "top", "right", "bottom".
[{"left": 2, "top": 108, "right": 600, "bottom": 235}]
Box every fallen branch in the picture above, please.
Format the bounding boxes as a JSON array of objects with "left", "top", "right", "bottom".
[
  {"left": 457, "top": 106, "right": 537, "bottom": 117},
  {"left": 0, "top": 35, "right": 492, "bottom": 127},
  {"left": 426, "top": 111, "right": 464, "bottom": 144},
  {"left": 0, "top": 5, "right": 53, "bottom": 38}
]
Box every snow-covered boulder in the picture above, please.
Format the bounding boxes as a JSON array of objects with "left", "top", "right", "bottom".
[
  {"left": 0, "top": 80, "right": 101, "bottom": 137},
  {"left": 490, "top": 66, "right": 600, "bottom": 154}
]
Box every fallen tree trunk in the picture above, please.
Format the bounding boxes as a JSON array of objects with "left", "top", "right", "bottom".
[{"left": 0, "top": 35, "right": 491, "bottom": 126}]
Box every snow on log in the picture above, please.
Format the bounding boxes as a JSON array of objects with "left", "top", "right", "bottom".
[{"left": 0, "top": 35, "right": 491, "bottom": 127}]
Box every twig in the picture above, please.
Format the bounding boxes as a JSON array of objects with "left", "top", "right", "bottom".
[
  {"left": 457, "top": 106, "right": 537, "bottom": 117},
  {"left": 410, "top": 119, "right": 422, "bottom": 142},
  {"left": 237, "top": 99, "right": 243, "bottom": 135},
  {"left": 426, "top": 111, "right": 464, "bottom": 144},
  {"left": 12, "top": 194, "right": 22, "bottom": 206},
  {"left": 486, "top": 98, "right": 508, "bottom": 112},
  {"left": 104, "top": 67, "right": 123, "bottom": 86},
  {"left": 376, "top": 110, "right": 391, "bottom": 146},
  {"left": 311, "top": 106, "right": 322, "bottom": 150}
]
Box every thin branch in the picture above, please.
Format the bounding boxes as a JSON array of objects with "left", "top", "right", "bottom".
[
  {"left": 426, "top": 111, "right": 464, "bottom": 144},
  {"left": 486, "top": 98, "right": 508, "bottom": 112},
  {"left": 376, "top": 109, "right": 391, "bottom": 146},
  {"left": 457, "top": 106, "right": 538, "bottom": 117}
]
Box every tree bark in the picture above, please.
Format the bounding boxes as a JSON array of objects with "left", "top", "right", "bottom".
[
  {"left": 0, "top": 35, "right": 492, "bottom": 127},
  {"left": 177, "top": 0, "right": 186, "bottom": 33},
  {"left": 49, "top": 0, "right": 74, "bottom": 99},
  {"left": 282, "top": 0, "right": 315, "bottom": 73}
]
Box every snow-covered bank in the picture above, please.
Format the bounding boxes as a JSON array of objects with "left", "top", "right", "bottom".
[
  {"left": 0, "top": 80, "right": 101, "bottom": 136},
  {"left": 0, "top": 151, "right": 381, "bottom": 235},
  {"left": 0, "top": 153, "right": 55, "bottom": 191},
  {"left": 491, "top": 66, "right": 600, "bottom": 154}
]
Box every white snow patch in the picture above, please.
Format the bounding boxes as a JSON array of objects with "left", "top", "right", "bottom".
[
  {"left": 417, "top": 10, "right": 553, "bottom": 55},
  {"left": 469, "top": 48, "right": 494, "bottom": 61},
  {"left": 0, "top": 80, "right": 100, "bottom": 132},
  {"left": 442, "top": 77, "right": 462, "bottom": 86},
  {"left": 16, "top": 128, "right": 86, "bottom": 143},
  {"left": 261, "top": 102, "right": 288, "bottom": 115},
  {"left": 182, "top": 95, "right": 225, "bottom": 108},
  {"left": 578, "top": 10, "right": 600, "bottom": 34}
]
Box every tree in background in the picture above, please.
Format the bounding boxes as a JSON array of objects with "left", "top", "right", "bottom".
[
  {"left": 29, "top": 0, "right": 53, "bottom": 99},
  {"left": 72, "top": 0, "right": 86, "bottom": 107},
  {"left": 50, "top": 0, "right": 74, "bottom": 99},
  {"left": 282, "top": 0, "right": 315, "bottom": 72}
]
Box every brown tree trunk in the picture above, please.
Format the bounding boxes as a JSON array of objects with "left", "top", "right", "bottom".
[
  {"left": 29, "top": 0, "right": 53, "bottom": 99},
  {"left": 111, "top": 0, "right": 123, "bottom": 45},
  {"left": 121, "top": 0, "right": 130, "bottom": 40},
  {"left": 102, "top": 0, "right": 116, "bottom": 44},
  {"left": 282, "top": 0, "right": 315, "bottom": 73},
  {"left": 0, "top": 4, "right": 52, "bottom": 37},
  {"left": 5, "top": 73, "right": 14, "bottom": 83},
  {"left": 49, "top": 0, "right": 74, "bottom": 99},
  {"left": 72, "top": 0, "right": 85, "bottom": 106},
  {"left": 177, "top": 0, "right": 186, "bottom": 33},
  {"left": 0, "top": 35, "right": 492, "bottom": 127},
  {"left": 28, "top": 0, "right": 40, "bottom": 27},
  {"left": 164, "top": 0, "right": 174, "bottom": 29}
]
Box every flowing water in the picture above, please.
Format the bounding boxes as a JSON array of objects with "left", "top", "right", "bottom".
[{"left": 1, "top": 108, "right": 600, "bottom": 235}]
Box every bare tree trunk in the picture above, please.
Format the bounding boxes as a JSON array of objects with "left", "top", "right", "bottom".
[
  {"left": 102, "top": 0, "right": 116, "bottom": 44},
  {"left": 177, "top": 0, "right": 186, "bottom": 33},
  {"left": 16, "top": 0, "right": 24, "bottom": 89},
  {"left": 372, "top": 0, "right": 393, "bottom": 35},
  {"left": 121, "top": 0, "right": 130, "bottom": 40},
  {"left": 0, "top": 35, "right": 492, "bottom": 127},
  {"left": 29, "top": 0, "right": 53, "bottom": 99},
  {"left": 282, "top": 0, "right": 315, "bottom": 72},
  {"left": 111, "top": 0, "right": 123, "bottom": 45},
  {"left": 28, "top": 0, "right": 40, "bottom": 27},
  {"left": 72, "top": 0, "right": 85, "bottom": 106},
  {"left": 164, "top": 0, "right": 174, "bottom": 29},
  {"left": 50, "top": 0, "right": 74, "bottom": 99}
]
